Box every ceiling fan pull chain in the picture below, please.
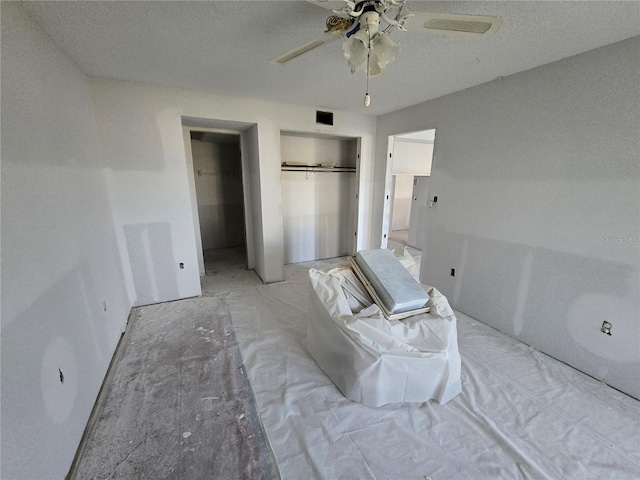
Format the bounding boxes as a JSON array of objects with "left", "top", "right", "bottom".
[{"left": 364, "top": 27, "right": 371, "bottom": 107}]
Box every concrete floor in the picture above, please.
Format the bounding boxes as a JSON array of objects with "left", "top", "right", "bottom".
[{"left": 70, "top": 246, "right": 278, "bottom": 480}]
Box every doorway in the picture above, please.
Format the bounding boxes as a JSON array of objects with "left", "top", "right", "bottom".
[
  {"left": 384, "top": 129, "right": 435, "bottom": 251},
  {"left": 189, "top": 130, "right": 247, "bottom": 274}
]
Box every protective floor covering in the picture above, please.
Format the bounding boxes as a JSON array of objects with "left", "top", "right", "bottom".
[
  {"left": 223, "top": 258, "right": 640, "bottom": 479},
  {"left": 75, "top": 246, "right": 640, "bottom": 479}
]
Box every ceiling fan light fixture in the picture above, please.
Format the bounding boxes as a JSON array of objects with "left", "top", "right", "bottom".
[
  {"left": 370, "top": 32, "right": 399, "bottom": 73},
  {"left": 343, "top": 30, "right": 399, "bottom": 77},
  {"left": 343, "top": 29, "right": 369, "bottom": 72}
]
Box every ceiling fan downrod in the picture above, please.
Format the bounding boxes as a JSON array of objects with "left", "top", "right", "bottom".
[{"left": 364, "top": 27, "right": 372, "bottom": 107}]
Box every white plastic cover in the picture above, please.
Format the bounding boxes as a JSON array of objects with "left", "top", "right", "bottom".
[{"left": 307, "top": 265, "right": 462, "bottom": 406}]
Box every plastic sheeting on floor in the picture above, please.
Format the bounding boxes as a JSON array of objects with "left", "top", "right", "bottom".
[
  {"left": 307, "top": 265, "right": 461, "bottom": 406},
  {"left": 222, "top": 259, "right": 640, "bottom": 479}
]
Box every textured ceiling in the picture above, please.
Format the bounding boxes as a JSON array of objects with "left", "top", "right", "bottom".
[{"left": 20, "top": 1, "right": 640, "bottom": 116}]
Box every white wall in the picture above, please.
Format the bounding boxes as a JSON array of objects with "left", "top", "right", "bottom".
[
  {"left": 280, "top": 133, "right": 357, "bottom": 167},
  {"left": 1, "top": 4, "right": 131, "bottom": 478},
  {"left": 375, "top": 37, "right": 640, "bottom": 398},
  {"left": 90, "top": 79, "right": 377, "bottom": 289},
  {"left": 392, "top": 140, "right": 433, "bottom": 175},
  {"left": 282, "top": 171, "right": 356, "bottom": 263},
  {"left": 240, "top": 125, "right": 261, "bottom": 272},
  {"left": 391, "top": 176, "right": 414, "bottom": 231},
  {"left": 191, "top": 140, "right": 245, "bottom": 250},
  {"left": 407, "top": 176, "right": 430, "bottom": 249}
]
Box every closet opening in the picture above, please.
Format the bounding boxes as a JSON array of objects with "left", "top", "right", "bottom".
[
  {"left": 189, "top": 130, "right": 247, "bottom": 274},
  {"left": 280, "top": 130, "right": 361, "bottom": 264}
]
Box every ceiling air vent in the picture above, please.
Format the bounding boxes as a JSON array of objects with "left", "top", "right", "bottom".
[{"left": 316, "top": 111, "right": 334, "bottom": 126}]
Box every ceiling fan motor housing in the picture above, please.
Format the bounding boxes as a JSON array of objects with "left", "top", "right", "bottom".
[{"left": 360, "top": 11, "right": 380, "bottom": 36}]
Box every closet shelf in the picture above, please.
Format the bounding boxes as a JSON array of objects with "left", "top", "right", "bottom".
[{"left": 281, "top": 164, "right": 355, "bottom": 173}]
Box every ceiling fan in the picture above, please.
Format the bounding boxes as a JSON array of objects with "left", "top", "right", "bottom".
[{"left": 270, "top": 0, "right": 503, "bottom": 106}]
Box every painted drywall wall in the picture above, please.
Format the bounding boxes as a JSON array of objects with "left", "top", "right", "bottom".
[
  {"left": 1, "top": 4, "right": 131, "bottom": 478},
  {"left": 280, "top": 133, "right": 357, "bottom": 167},
  {"left": 282, "top": 171, "right": 356, "bottom": 263},
  {"left": 90, "top": 79, "right": 377, "bottom": 289},
  {"left": 240, "top": 124, "right": 261, "bottom": 272},
  {"left": 391, "top": 176, "right": 414, "bottom": 231},
  {"left": 392, "top": 140, "right": 433, "bottom": 175},
  {"left": 407, "top": 176, "right": 430, "bottom": 249},
  {"left": 375, "top": 37, "right": 640, "bottom": 398},
  {"left": 191, "top": 140, "right": 245, "bottom": 250}
]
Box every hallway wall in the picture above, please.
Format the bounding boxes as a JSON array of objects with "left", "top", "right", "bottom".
[{"left": 391, "top": 175, "right": 413, "bottom": 231}]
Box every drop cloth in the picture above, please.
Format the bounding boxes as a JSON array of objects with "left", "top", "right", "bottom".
[
  {"left": 306, "top": 265, "right": 461, "bottom": 406},
  {"left": 224, "top": 259, "right": 640, "bottom": 479}
]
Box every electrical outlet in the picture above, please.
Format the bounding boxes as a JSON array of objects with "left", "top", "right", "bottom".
[
  {"left": 450, "top": 268, "right": 456, "bottom": 277},
  {"left": 601, "top": 321, "right": 612, "bottom": 336},
  {"left": 103, "top": 301, "right": 107, "bottom": 312},
  {"left": 179, "top": 263, "right": 185, "bottom": 269}
]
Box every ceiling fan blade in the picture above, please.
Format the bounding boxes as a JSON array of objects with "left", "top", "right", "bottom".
[
  {"left": 270, "top": 31, "right": 343, "bottom": 65},
  {"left": 304, "top": 0, "right": 349, "bottom": 11},
  {"left": 402, "top": 12, "right": 503, "bottom": 37}
]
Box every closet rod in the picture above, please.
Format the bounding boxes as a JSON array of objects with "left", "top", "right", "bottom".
[{"left": 280, "top": 167, "right": 355, "bottom": 173}]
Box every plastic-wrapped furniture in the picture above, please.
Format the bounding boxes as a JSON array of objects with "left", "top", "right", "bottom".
[{"left": 307, "top": 264, "right": 461, "bottom": 407}]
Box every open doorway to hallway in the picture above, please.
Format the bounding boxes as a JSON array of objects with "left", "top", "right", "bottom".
[{"left": 386, "top": 129, "right": 435, "bottom": 251}]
